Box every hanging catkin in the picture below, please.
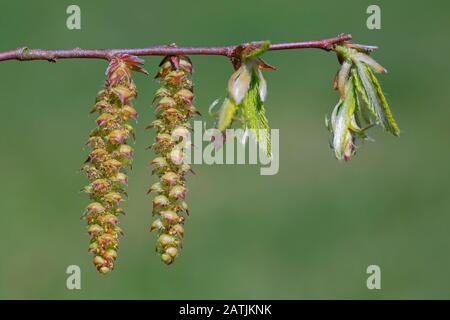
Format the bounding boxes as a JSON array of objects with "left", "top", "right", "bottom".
[
  {"left": 82, "top": 54, "right": 147, "bottom": 274},
  {"left": 148, "top": 55, "right": 197, "bottom": 265}
]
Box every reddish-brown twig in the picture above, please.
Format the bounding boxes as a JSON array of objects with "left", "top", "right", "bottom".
[{"left": 0, "top": 34, "right": 352, "bottom": 62}]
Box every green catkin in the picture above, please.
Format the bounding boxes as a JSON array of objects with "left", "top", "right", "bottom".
[
  {"left": 148, "top": 55, "right": 196, "bottom": 265},
  {"left": 82, "top": 54, "right": 147, "bottom": 274}
]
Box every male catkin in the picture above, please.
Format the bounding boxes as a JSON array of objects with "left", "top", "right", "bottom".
[
  {"left": 82, "top": 54, "right": 147, "bottom": 274},
  {"left": 148, "top": 55, "right": 197, "bottom": 265}
]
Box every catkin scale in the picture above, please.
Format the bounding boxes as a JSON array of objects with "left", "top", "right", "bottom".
[
  {"left": 82, "top": 54, "right": 147, "bottom": 274},
  {"left": 148, "top": 55, "right": 195, "bottom": 265}
]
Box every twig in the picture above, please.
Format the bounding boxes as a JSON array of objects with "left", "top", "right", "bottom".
[{"left": 0, "top": 34, "right": 352, "bottom": 63}]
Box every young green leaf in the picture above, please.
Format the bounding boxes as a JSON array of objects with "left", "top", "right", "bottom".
[
  {"left": 216, "top": 98, "right": 238, "bottom": 132},
  {"left": 337, "top": 61, "right": 352, "bottom": 97},
  {"left": 364, "top": 64, "right": 400, "bottom": 136},
  {"left": 241, "top": 69, "right": 271, "bottom": 154},
  {"left": 332, "top": 82, "right": 356, "bottom": 160},
  {"left": 356, "top": 62, "right": 399, "bottom": 135}
]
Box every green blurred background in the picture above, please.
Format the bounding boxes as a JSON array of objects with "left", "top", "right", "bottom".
[{"left": 0, "top": 0, "right": 449, "bottom": 299}]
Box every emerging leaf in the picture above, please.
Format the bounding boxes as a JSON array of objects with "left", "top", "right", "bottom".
[
  {"left": 215, "top": 55, "right": 274, "bottom": 156},
  {"left": 216, "top": 98, "right": 238, "bottom": 132},
  {"left": 241, "top": 68, "right": 271, "bottom": 155},
  {"left": 327, "top": 44, "right": 400, "bottom": 160},
  {"left": 331, "top": 82, "right": 356, "bottom": 160},
  {"left": 355, "top": 62, "right": 399, "bottom": 136},
  {"left": 228, "top": 63, "right": 252, "bottom": 105}
]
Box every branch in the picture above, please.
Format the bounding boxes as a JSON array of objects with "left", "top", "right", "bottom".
[{"left": 0, "top": 34, "right": 352, "bottom": 63}]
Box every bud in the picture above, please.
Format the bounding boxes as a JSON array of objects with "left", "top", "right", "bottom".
[
  {"left": 83, "top": 164, "right": 100, "bottom": 180},
  {"left": 165, "top": 247, "right": 178, "bottom": 258},
  {"left": 179, "top": 57, "right": 193, "bottom": 73},
  {"left": 161, "top": 253, "right": 173, "bottom": 265},
  {"left": 111, "top": 172, "right": 128, "bottom": 186},
  {"left": 154, "top": 87, "right": 171, "bottom": 100},
  {"left": 161, "top": 172, "right": 179, "bottom": 186},
  {"left": 117, "top": 144, "right": 133, "bottom": 158},
  {"left": 156, "top": 97, "right": 177, "bottom": 110},
  {"left": 155, "top": 133, "right": 173, "bottom": 145},
  {"left": 88, "top": 148, "right": 108, "bottom": 162},
  {"left": 88, "top": 242, "right": 99, "bottom": 253},
  {"left": 169, "top": 185, "right": 186, "bottom": 199},
  {"left": 161, "top": 108, "right": 183, "bottom": 121},
  {"left": 164, "top": 71, "right": 185, "bottom": 86},
  {"left": 151, "top": 157, "right": 168, "bottom": 170},
  {"left": 91, "top": 100, "right": 109, "bottom": 113},
  {"left": 104, "top": 192, "right": 123, "bottom": 205},
  {"left": 103, "top": 214, "right": 118, "bottom": 225},
  {"left": 148, "top": 182, "right": 164, "bottom": 194},
  {"left": 85, "top": 202, "right": 105, "bottom": 214},
  {"left": 175, "top": 89, "right": 194, "bottom": 104},
  {"left": 104, "top": 159, "right": 123, "bottom": 174},
  {"left": 151, "top": 219, "right": 164, "bottom": 231},
  {"left": 160, "top": 210, "right": 180, "bottom": 224},
  {"left": 98, "top": 266, "right": 111, "bottom": 274},
  {"left": 88, "top": 224, "right": 103, "bottom": 236},
  {"left": 121, "top": 105, "right": 138, "bottom": 120},
  {"left": 93, "top": 255, "right": 107, "bottom": 266},
  {"left": 111, "top": 85, "right": 134, "bottom": 104},
  {"left": 158, "top": 234, "right": 176, "bottom": 248},
  {"left": 86, "top": 136, "right": 105, "bottom": 149},
  {"left": 228, "top": 63, "right": 251, "bottom": 105},
  {"left": 91, "top": 179, "right": 110, "bottom": 193},
  {"left": 170, "top": 224, "right": 184, "bottom": 237},
  {"left": 104, "top": 249, "right": 118, "bottom": 260},
  {"left": 97, "top": 233, "right": 117, "bottom": 246},
  {"left": 152, "top": 195, "right": 169, "bottom": 208},
  {"left": 96, "top": 113, "right": 114, "bottom": 126},
  {"left": 108, "top": 130, "right": 127, "bottom": 144}
]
